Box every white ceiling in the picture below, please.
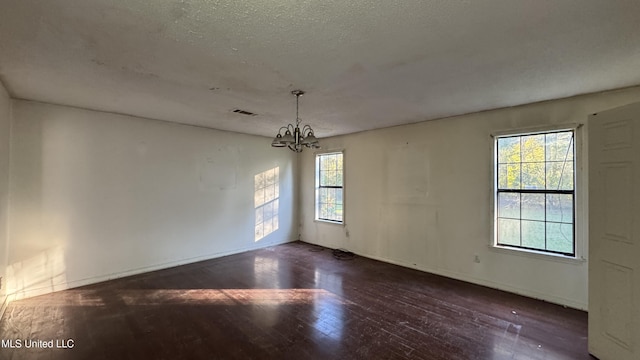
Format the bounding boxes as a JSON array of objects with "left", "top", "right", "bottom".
[{"left": 1, "top": 0, "right": 640, "bottom": 138}]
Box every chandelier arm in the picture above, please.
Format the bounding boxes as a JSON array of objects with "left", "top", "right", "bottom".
[
  {"left": 277, "top": 126, "right": 290, "bottom": 135},
  {"left": 302, "top": 124, "right": 313, "bottom": 135}
]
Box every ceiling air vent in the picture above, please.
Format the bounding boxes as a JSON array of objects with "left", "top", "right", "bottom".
[{"left": 232, "top": 109, "right": 257, "bottom": 116}]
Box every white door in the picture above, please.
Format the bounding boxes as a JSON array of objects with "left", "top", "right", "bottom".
[{"left": 589, "top": 102, "right": 640, "bottom": 360}]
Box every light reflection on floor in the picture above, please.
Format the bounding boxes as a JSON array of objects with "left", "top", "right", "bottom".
[
  {"left": 251, "top": 255, "right": 282, "bottom": 326},
  {"left": 118, "top": 288, "right": 348, "bottom": 306},
  {"left": 254, "top": 256, "right": 280, "bottom": 288},
  {"left": 313, "top": 269, "right": 345, "bottom": 340},
  {"left": 11, "top": 288, "right": 351, "bottom": 307}
]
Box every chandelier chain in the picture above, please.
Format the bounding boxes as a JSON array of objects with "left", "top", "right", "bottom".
[{"left": 295, "top": 91, "right": 303, "bottom": 127}]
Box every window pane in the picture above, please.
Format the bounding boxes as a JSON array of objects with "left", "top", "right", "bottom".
[
  {"left": 321, "top": 171, "right": 329, "bottom": 186},
  {"left": 547, "top": 166, "right": 574, "bottom": 190},
  {"left": 547, "top": 223, "right": 573, "bottom": 253},
  {"left": 498, "top": 137, "right": 521, "bottom": 164},
  {"left": 324, "top": 170, "right": 338, "bottom": 186},
  {"left": 326, "top": 203, "right": 335, "bottom": 219},
  {"left": 521, "top": 193, "right": 545, "bottom": 221},
  {"left": 318, "top": 154, "right": 343, "bottom": 186},
  {"left": 546, "top": 132, "right": 574, "bottom": 161},
  {"left": 521, "top": 220, "right": 545, "bottom": 250},
  {"left": 521, "top": 162, "right": 545, "bottom": 189},
  {"left": 319, "top": 188, "right": 327, "bottom": 203},
  {"left": 546, "top": 194, "right": 573, "bottom": 223},
  {"left": 331, "top": 154, "right": 339, "bottom": 169},
  {"left": 327, "top": 188, "right": 335, "bottom": 204},
  {"left": 498, "top": 164, "right": 521, "bottom": 189},
  {"left": 336, "top": 188, "right": 343, "bottom": 205},
  {"left": 335, "top": 204, "right": 343, "bottom": 221},
  {"left": 498, "top": 193, "right": 520, "bottom": 219},
  {"left": 320, "top": 203, "right": 329, "bottom": 219},
  {"left": 521, "top": 135, "right": 545, "bottom": 162},
  {"left": 558, "top": 163, "right": 574, "bottom": 190},
  {"left": 498, "top": 219, "right": 520, "bottom": 246},
  {"left": 323, "top": 155, "right": 335, "bottom": 171},
  {"left": 546, "top": 162, "right": 564, "bottom": 190}
]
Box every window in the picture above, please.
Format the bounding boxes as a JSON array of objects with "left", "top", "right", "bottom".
[
  {"left": 315, "top": 152, "right": 344, "bottom": 223},
  {"left": 495, "top": 130, "right": 575, "bottom": 256}
]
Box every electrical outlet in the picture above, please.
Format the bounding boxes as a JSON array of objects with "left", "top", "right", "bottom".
[{"left": 474, "top": 255, "right": 481, "bottom": 263}]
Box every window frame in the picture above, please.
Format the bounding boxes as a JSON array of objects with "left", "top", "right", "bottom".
[
  {"left": 315, "top": 151, "right": 345, "bottom": 224},
  {"left": 492, "top": 125, "right": 582, "bottom": 259}
]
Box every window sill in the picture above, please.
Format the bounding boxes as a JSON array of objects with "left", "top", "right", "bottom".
[
  {"left": 489, "top": 245, "right": 586, "bottom": 265},
  {"left": 314, "top": 219, "right": 344, "bottom": 226}
]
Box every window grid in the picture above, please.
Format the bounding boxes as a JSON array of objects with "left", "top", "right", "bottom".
[
  {"left": 496, "top": 130, "right": 575, "bottom": 256},
  {"left": 316, "top": 152, "right": 344, "bottom": 223}
]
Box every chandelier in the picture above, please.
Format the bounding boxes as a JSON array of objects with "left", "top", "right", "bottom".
[{"left": 271, "top": 90, "right": 320, "bottom": 152}]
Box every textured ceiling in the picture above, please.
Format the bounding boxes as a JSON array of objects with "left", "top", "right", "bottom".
[{"left": 1, "top": 0, "right": 640, "bottom": 138}]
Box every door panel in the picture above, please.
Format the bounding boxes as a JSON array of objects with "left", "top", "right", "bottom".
[{"left": 589, "top": 102, "right": 640, "bottom": 360}]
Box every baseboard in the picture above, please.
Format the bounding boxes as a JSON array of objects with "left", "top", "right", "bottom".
[
  {"left": 7, "top": 239, "right": 296, "bottom": 302},
  {"left": 300, "top": 241, "right": 588, "bottom": 311}
]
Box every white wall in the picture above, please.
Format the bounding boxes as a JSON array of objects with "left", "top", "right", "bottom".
[
  {"left": 300, "top": 86, "right": 640, "bottom": 310},
  {"left": 0, "top": 82, "right": 11, "bottom": 315},
  {"left": 7, "top": 100, "right": 298, "bottom": 300}
]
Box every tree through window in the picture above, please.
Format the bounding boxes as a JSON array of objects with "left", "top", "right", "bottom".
[
  {"left": 495, "top": 130, "right": 575, "bottom": 256},
  {"left": 316, "top": 152, "right": 344, "bottom": 223}
]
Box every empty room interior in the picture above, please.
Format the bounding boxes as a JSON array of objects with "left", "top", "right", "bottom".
[{"left": 1, "top": 1, "right": 640, "bottom": 359}]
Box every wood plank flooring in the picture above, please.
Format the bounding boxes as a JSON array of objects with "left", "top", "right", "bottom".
[{"left": 0, "top": 241, "right": 592, "bottom": 359}]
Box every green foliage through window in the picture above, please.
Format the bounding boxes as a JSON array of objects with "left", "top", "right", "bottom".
[
  {"left": 316, "top": 152, "right": 344, "bottom": 223},
  {"left": 496, "top": 130, "right": 575, "bottom": 256}
]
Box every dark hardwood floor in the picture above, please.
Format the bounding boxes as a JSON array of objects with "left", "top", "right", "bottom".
[{"left": 0, "top": 241, "right": 592, "bottom": 360}]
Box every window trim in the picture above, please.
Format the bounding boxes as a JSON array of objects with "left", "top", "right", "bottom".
[
  {"left": 491, "top": 124, "right": 584, "bottom": 259},
  {"left": 314, "top": 150, "right": 345, "bottom": 225}
]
